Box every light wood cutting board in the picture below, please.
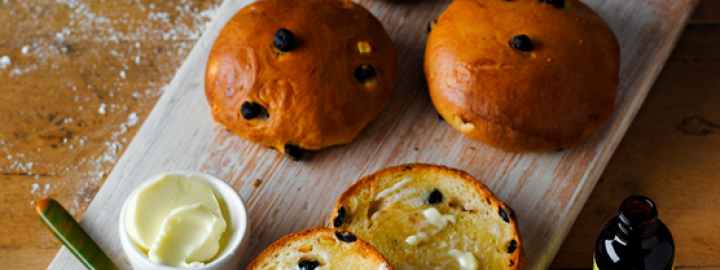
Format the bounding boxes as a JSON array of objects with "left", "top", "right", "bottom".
[{"left": 48, "top": 0, "right": 698, "bottom": 269}]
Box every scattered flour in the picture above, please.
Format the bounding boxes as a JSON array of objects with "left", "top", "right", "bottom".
[
  {"left": 2, "top": 0, "right": 220, "bottom": 211},
  {"left": 98, "top": 103, "right": 107, "bottom": 114},
  {"left": 29, "top": 182, "right": 52, "bottom": 198},
  {"left": 0, "top": 56, "right": 10, "bottom": 69},
  {"left": 9, "top": 157, "right": 34, "bottom": 173},
  {"left": 127, "top": 112, "right": 139, "bottom": 127}
]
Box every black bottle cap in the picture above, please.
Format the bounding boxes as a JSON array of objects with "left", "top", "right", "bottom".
[{"left": 617, "top": 195, "right": 659, "bottom": 234}]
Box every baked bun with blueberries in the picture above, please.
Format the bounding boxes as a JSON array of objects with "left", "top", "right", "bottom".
[
  {"left": 246, "top": 228, "right": 393, "bottom": 270},
  {"left": 330, "top": 164, "right": 521, "bottom": 269},
  {"left": 425, "top": 0, "right": 619, "bottom": 152},
  {"left": 206, "top": 0, "right": 396, "bottom": 160}
]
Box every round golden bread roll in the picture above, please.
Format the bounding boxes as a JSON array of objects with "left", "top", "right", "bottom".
[
  {"left": 246, "top": 228, "right": 393, "bottom": 270},
  {"left": 205, "top": 0, "right": 396, "bottom": 160},
  {"left": 330, "top": 164, "right": 521, "bottom": 269},
  {"left": 425, "top": 0, "right": 619, "bottom": 151}
]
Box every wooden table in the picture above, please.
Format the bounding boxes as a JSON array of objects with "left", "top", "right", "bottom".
[{"left": 0, "top": 1, "right": 718, "bottom": 269}]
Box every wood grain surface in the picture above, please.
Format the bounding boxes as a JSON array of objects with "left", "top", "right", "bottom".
[
  {"left": 43, "top": 0, "right": 698, "bottom": 269},
  {"left": 1, "top": 0, "right": 719, "bottom": 269}
]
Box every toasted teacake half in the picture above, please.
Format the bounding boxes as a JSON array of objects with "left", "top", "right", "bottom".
[
  {"left": 331, "top": 164, "right": 522, "bottom": 269},
  {"left": 246, "top": 227, "right": 393, "bottom": 270}
]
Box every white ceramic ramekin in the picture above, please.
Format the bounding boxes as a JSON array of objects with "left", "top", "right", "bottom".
[{"left": 119, "top": 171, "right": 250, "bottom": 270}]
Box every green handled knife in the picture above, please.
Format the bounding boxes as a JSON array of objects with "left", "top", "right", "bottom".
[{"left": 35, "top": 198, "right": 118, "bottom": 270}]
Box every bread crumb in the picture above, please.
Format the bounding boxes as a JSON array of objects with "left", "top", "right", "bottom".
[{"left": 252, "top": 179, "right": 263, "bottom": 188}]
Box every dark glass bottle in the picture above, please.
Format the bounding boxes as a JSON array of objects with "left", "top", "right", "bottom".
[{"left": 594, "top": 195, "right": 675, "bottom": 270}]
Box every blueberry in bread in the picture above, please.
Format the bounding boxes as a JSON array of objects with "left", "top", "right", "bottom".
[
  {"left": 425, "top": 0, "right": 619, "bottom": 151},
  {"left": 246, "top": 228, "right": 393, "bottom": 270},
  {"left": 205, "top": 0, "right": 397, "bottom": 160},
  {"left": 331, "top": 164, "right": 521, "bottom": 269}
]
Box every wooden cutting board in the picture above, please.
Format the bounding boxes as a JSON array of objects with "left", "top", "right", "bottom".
[{"left": 48, "top": 0, "right": 698, "bottom": 269}]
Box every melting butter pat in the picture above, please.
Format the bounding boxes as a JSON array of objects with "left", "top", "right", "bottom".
[
  {"left": 422, "top": 207, "right": 456, "bottom": 229},
  {"left": 405, "top": 232, "right": 428, "bottom": 246},
  {"left": 448, "top": 250, "right": 478, "bottom": 270},
  {"left": 404, "top": 208, "right": 455, "bottom": 246},
  {"left": 125, "top": 174, "right": 227, "bottom": 267}
]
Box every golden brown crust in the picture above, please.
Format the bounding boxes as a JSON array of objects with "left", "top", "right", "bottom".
[
  {"left": 245, "top": 227, "right": 393, "bottom": 270},
  {"left": 425, "top": 0, "right": 619, "bottom": 151},
  {"left": 206, "top": 0, "right": 396, "bottom": 153},
  {"left": 331, "top": 163, "right": 522, "bottom": 269}
]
